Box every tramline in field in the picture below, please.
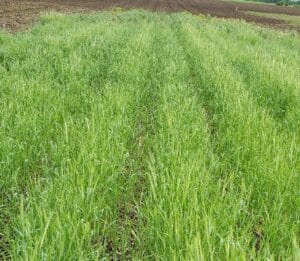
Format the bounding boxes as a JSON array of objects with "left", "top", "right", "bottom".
[{"left": 0, "top": 10, "right": 299, "bottom": 260}]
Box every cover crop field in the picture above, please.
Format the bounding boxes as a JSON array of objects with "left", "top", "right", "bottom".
[{"left": 0, "top": 10, "right": 299, "bottom": 260}]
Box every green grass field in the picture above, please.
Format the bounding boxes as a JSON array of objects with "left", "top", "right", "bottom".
[{"left": 0, "top": 10, "right": 299, "bottom": 260}]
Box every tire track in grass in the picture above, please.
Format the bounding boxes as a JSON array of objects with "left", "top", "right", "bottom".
[
  {"left": 230, "top": 48, "right": 299, "bottom": 132},
  {"left": 177, "top": 17, "right": 299, "bottom": 259},
  {"left": 206, "top": 23, "right": 300, "bottom": 132},
  {"left": 99, "top": 14, "right": 164, "bottom": 260},
  {"left": 133, "top": 15, "right": 221, "bottom": 260},
  {"left": 167, "top": 14, "right": 251, "bottom": 259},
  {"left": 0, "top": 12, "right": 151, "bottom": 260},
  {"left": 183, "top": 18, "right": 300, "bottom": 207},
  {"left": 80, "top": 20, "right": 157, "bottom": 259},
  {"left": 218, "top": 21, "right": 300, "bottom": 60},
  {"left": 110, "top": 13, "right": 204, "bottom": 259},
  {"left": 180, "top": 17, "right": 300, "bottom": 149}
]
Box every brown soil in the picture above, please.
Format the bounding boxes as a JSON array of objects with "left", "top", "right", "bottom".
[{"left": 0, "top": 0, "right": 300, "bottom": 32}]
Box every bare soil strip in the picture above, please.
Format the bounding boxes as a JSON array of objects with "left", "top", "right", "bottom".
[{"left": 1, "top": 0, "right": 300, "bottom": 32}]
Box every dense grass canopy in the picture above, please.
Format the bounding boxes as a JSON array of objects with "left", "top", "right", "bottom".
[{"left": 0, "top": 10, "right": 299, "bottom": 260}]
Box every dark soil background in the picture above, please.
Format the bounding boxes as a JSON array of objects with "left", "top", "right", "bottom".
[{"left": 1, "top": 0, "right": 300, "bottom": 32}]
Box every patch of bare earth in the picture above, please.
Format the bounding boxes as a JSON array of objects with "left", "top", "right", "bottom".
[{"left": 1, "top": 0, "right": 300, "bottom": 32}]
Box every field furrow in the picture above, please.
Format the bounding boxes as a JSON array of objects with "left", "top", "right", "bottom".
[
  {"left": 133, "top": 16, "right": 220, "bottom": 260},
  {"left": 0, "top": 10, "right": 299, "bottom": 260},
  {"left": 177, "top": 19, "right": 299, "bottom": 258},
  {"left": 198, "top": 22, "right": 300, "bottom": 131}
]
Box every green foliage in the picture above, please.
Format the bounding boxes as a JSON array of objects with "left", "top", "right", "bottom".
[
  {"left": 242, "top": 0, "right": 298, "bottom": 5},
  {"left": 277, "top": 0, "right": 291, "bottom": 6},
  {"left": 0, "top": 10, "right": 299, "bottom": 260}
]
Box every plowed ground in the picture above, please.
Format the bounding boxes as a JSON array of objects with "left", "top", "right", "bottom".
[{"left": 1, "top": 0, "right": 300, "bottom": 32}]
